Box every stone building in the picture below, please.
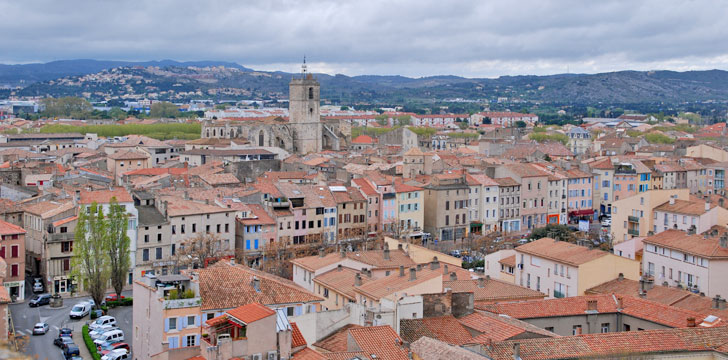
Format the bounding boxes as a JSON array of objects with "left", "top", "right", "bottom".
[{"left": 201, "top": 64, "right": 350, "bottom": 154}]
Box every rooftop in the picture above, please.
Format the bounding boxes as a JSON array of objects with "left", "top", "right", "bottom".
[{"left": 515, "top": 238, "right": 609, "bottom": 266}]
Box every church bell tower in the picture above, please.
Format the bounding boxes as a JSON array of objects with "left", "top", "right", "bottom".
[{"left": 288, "top": 58, "right": 322, "bottom": 154}]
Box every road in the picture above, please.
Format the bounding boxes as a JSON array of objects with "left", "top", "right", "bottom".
[{"left": 11, "top": 289, "right": 132, "bottom": 360}]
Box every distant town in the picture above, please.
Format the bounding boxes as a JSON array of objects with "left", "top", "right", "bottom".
[{"left": 1, "top": 63, "right": 728, "bottom": 360}]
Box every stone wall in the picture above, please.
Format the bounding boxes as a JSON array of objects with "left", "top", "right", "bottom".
[{"left": 226, "top": 159, "right": 281, "bottom": 183}]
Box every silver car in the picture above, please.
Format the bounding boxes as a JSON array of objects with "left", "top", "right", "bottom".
[{"left": 32, "top": 322, "right": 49, "bottom": 335}]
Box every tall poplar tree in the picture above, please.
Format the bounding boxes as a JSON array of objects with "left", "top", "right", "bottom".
[
  {"left": 72, "top": 202, "right": 109, "bottom": 307},
  {"left": 107, "top": 197, "right": 131, "bottom": 300}
]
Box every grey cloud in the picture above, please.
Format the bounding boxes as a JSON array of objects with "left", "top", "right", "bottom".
[{"left": 0, "top": 0, "right": 727, "bottom": 77}]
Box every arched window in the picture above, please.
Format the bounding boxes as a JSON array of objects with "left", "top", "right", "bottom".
[
  {"left": 308, "top": 87, "right": 314, "bottom": 99},
  {"left": 309, "top": 108, "right": 313, "bottom": 115},
  {"left": 258, "top": 130, "right": 265, "bottom": 147}
]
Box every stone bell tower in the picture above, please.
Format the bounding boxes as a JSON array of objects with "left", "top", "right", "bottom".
[{"left": 288, "top": 58, "right": 322, "bottom": 154}]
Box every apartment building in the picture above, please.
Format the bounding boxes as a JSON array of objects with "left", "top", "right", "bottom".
[
  {"left": 495, "top": 164, "right": 549, "bottom": 230},
  {"left": 494, "top": 177, "right": 521, "bottom": 233},
  {"left": 106, "top": 150, "right": 151, "bottom": 184},
  {"left": 135, "top": 195, "right": 172, "bottom": 279},
  {"left": 44, "top": 214, "right": 76, "bottom": 295},
  {"left": 0, "top": 220, "right": 25, "bottom": 300},
  {"left": 642, "top": 230, "right": 728, "bottom": 298},
  {"left": 236, "top": 204, "right": 276, "bottom": 259},
  {"left": 423, "top": 172, "right": 469, "bottom": 242},
  {"left": 566, "top": 169, "right": 594, "bottom": 221},
  {"left": 394, "top": 181, "right": 424, "bottom": 239},
  {"left": 655, "top": 162, "right": 687, "bottom": 190},
  {"left": 22, "top": 200, "right": 76, "bottom": 278},
  {"left": 352, "top": 178, "right": 380, "bottom": 235},
  {"left": 514, "top": 238, "right": 640, "bottom": 298},
  {"left": 590, "top": 158, "right": 614, "bottom": 217},
  {"left": 652, "top": 197, "right": 728, "bottom": 235},
  {"left": 612, "top": 189, "right": 690, "bottom": 244},
  {"left": 532, "top": 164, "right": 567, "bottom": 225},
  {"left": 468, "top": 174, "right": 499, "bottom": 232},
  {"left": 331, "top": 186, "right": 367, "bottom": 242}
]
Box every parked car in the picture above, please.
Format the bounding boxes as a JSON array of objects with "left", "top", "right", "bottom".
[
  {"left": 89, "top": 316, "right": 117, "bottom": 331},
  {"left": 69, "top": 302, "right": 92, "bottom": 319},
  {"left": 104, "top": 294, "right": 126, "bottom": 302},
  {"left": 54, "top": 336, "right": 75, "bottom": 349},
  {"left": 101, "top": 348, "right": 130, "bottom": 360},
  {"left": 517, "top": 238, "right": 529, "bottom": 245},
  {"left": 59, "top": 328, "right": 73, "bottom": 338},
  {"left": 93, "top": 329, "right": 125, "bottom": 347},
  {"left": 32, "top": 279, "right": 43, "bottom": 293},
  {"left": 90, "top": 326, "right": 120, "bottom": 339},
  {"left": 63, "top": 345, "right": 81, "bottom": 360},
  {"left": 601, "top": 218, "right": 612, "bottom": 227},
  {"left": 28, "top": 294, "right": 52, "bottom": 307},
  {"left": 32, "top": 322, "right": 49, "bottom": 335},
  {"left": 99, "top": 342, "right": 130, "bottom": 355}
]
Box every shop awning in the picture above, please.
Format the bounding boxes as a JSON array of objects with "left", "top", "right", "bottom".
[{"left": 569, "top": 209, "right": 594, "bottom": 216}]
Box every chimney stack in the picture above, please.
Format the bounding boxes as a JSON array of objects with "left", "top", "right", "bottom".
[
  {"left": 616, "top": 296, "right": 624, "bottom": 309},
  {"left": 354, "top": 273, "right": 362, "bottom": 286},
  {"left": 618, "top": 273, "right": 624, "bottom": 281},
  {"left": 639, "top": 290, "right": 646, "bottom": 298},
  {"left": 399, "top": 265, "right": 405, "bottom": 277},
  {"left": 444, "top": 264, "right": 449, "bottom": 274},
  {"left": 340, "top": 250, "right": 346, "bottom": 258},
  {"left": 450, "top": 272, "right": 457, "bottom": 281},
  {"left": 669, "top": 196, "right": 676, "bottom": 205},
  {"left": 587, "top": 299, "right": 598, "bottom": 311},
  {"left": 477, "top": 277, "right": 485, "bottom": 288},
  {"left": 337, "top": 264, "right": 343, "bottom": 272},
  {"left": 366, "top": 269, "right": 372, "bottom": 278},
  {"left": 319, "top": 248, "right": 325, "bottom": 257},
  {"left": 398, "top": 243, "right": 403, "bottom": 251},
  {"left": 416, "top": 264, "right": 422, "bottom": 271},
  {"left": 513, "top": 343, "right": 520, "bottom": 360},
  {"left": 384, "top": 248, "right": 390, "bottom": 260},
  {"left": 720, "top": 234, "right": 728, "bottom": 249},
  {"left": 430, "top": 257, "right": 440, "bottom": 270},
  {"left": 409, "top": 268, "right": 417, "bottom": 281},
  {"left": 706, "top": 200, "right": 711, "bottom": 212},
  {"left": 252, "top": 277, "right": 260, "bottom": 292},
  {"left": 687, "top": 317, "right": 696, "bottom": 327}
]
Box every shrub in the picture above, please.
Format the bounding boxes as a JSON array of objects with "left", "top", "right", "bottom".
[
  {"left": 182, "top": 289, "right": 196, "bottom": 299},
  {"left": 106, "top": 300, "right": 119, "bottom": 308},
  {"left": 82, "top": 325, "right": 102, "bottom": 360},
  {"left": 120, "top": 297, "right": 133, "bottom": 306}
]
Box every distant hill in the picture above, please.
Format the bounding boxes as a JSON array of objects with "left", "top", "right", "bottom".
[
  {"left": 4, "top": 60, "right": 728, "bottom": 104},
  {"left": 0, "top": 59, "right": 251, "bottom": 86}
]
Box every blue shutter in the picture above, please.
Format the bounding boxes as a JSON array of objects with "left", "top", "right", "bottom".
[
  {"left": 195, "top": 315, "right": 200, "bottom": 327},
  {"left": 164, "top": 318, "right": 169, "bottom": 332},
  {"left": 254, "top": 239, "right": 259, "bottom": 249},
  {"left": 169, "top": 336, "right": 177, "bottom": 349},
  {"left": 181, "top": 316, "right": 187, "bottom": 328},
  {"left": 246, "top": 240, "right": 250, "bottom": 250},
  {"left": 195, "top": 334, "right": 200, "bottom": 346}
]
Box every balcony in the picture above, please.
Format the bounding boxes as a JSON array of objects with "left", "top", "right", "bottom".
[
  {"left": 163, "top": 297, "right": 201, "bottom": 310},
  {"left": 266, "top": 197, "right": 289, "bottom": 208},
  {"left": 47, "top": 233, "right": 74, "bottom": 242},
  {"left": 628, "top": 216, "right": 640, "bottom": 223},
  {"left": 553, "top": 290, "right": 565, "bottom": 298},
  {"left": 628, "top": 229, "right": 640, "bottom": 236}
]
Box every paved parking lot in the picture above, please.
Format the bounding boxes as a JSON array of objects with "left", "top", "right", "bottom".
[{"left": 11, "top": 290, "right": 132, "bottom": 360}]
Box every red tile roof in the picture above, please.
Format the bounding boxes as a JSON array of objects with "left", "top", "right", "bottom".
[
  {"left": 515, "top": 238, "right": 609, "bottom": 266},
  {"left": 226, "top": 302, "right": 275, "bottom": 324},
  {"left": 291, "top": 322, "right": 307, "bottom": 348},
  {"left": 348, "top": 326, "right": 409, "bottom": 360},
  {"left": 0, "top": 219, "right": 25, "bottom": 235},
  {"left": 79, "top": 188, "right": 133, "bottom": 204},
  {"left": 352, "top": 178, "right": 378, "bottom": 197},
  {"left": 352, "top": 135, "right": 376, "bottom": 144},
  {"left": 291, "top": 347, "right": 327, "bottom": 360},
  {"left": 313, "top": 324, "right": 364, "bottom": 352},
  {"left": 444, "top": 278, "right": 545, "bottom": 303},
  {"left": 643, "top": 229, "right": 728, "bottom": 259},
  {"left": 400, "top": 315, "right": 474, "bottom": 345}
]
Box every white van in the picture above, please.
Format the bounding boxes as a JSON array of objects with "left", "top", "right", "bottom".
[
  {"left": 94, "top": 329, "right": 124, "bottom": 347},
  {"left": 90, "top": 325, "right": 119, "bottom": 339},
  {"left": 89, "top": 316, "right": 116, "bottom": 330},
  {"left": 69, "top": 302, "right": 91, "bottom": 319},
  {"left": 101, "top": 349, "right": 130, "bottom": 360}
]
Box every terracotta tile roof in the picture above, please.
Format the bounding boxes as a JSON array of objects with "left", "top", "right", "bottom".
[
  {"left": 468, "top": 173, "right": 499, "bottom": 187},
  {"left": 410, "top": 336, "right": 489, "bottom": 360},
  {"left": 237, "top": 204, "right": 276, "bottom": 226},
  {"left": 197, "top": 261, "right": 323, "bottom": 311},
  {"left": 354, "top": 267, "right": 443, "bottom": 301},
  {"left": 226, "top": 302, "right": 276, "bottom": 324},
  {"left": 0, "top": 219, "right": 25, "bottom": 235},
  {"left": 483, "top": 326, "right": 728, "bottom": 360},
  {"left": 643, "top": 229, "right": 728, "bottom": 259},
  {"left": 324, "top": 352, "right": 372, "bottom": 360},
  {"left": 352, "top": 135, "right": 376, "bottom": 144},
  {"left": 586, "top": 278, "right": 728, "bottom": 319},
  {"left": 394, "top": 180, "right": 422, "bottom": 193},
  {"left": 79, "top": 188, "right": 133, "bottom": 204},
  {"left": 400, "top": 315, "right": 474, "bottom": 345},
  {"left": 478, "top": 294, "right": 717, "bottom": 328},
  {"left": 291, "top": 347, "right": 327, "bottom": 360},
  {"left": 160, "top": 196, "right": 231, "bottom": 217},
  {"left": 498, "top": 255, "right": 516, "bottom": 267},
  {"left": 459, "top": 312, "right": 543, "bottom": 342},
  {"left": 51, "top": 215, "right": 77, "bottom": 228},
  {"left": 291, "top": 322, "right": 307, "bottom": 348},
  {"left": 313, "top": 267, "right": 372, "bottom": 300},
  {"left": 313, "top": 324, "right": 364, "bottom": 352},
  {"left": 654, "top": 199, "right": 714, "bottom": 216},
  {"left": 107, "top": 149, "right": 149, "bottom": 160},
  {"left": 123, "top": 167, "right": 189, "bottom": 176},
  {"left": 199, "top": 172, "right": 240, "bottom": 186},
  {"left": 352, "top": 178, "right": 378, "bottom": 197},
  {"left": 444, "top": 278, "right": 545, "bottom": 303},
  {"left": 22, "top": 200, "right": 75, "bottom": 219},
  {"left": 493, "top": 177, "right": 519, "bottom": 187},
  {"left": 515, "top": 238, "right": 608, "bottom": 266},
  {"left": 348, "top": 326, "right": 409, "bottom": 360},
  {"left": 291, "top": 250, "right": 416, "bottom": 272}
]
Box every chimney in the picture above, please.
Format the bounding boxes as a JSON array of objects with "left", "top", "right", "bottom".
[
  {"left": 616, "top": 296, "right": 624, "bottom": 309},
  {"left": 184, "top": 190, "right": 189, "bottom": 200},
  {"left": 366, "top": 269, "right": 372, "bottom": 278},
  {"left": 252, "top": 277, "right": 260, "bottom": 292},
  {"left": 383, "top": 248, "right": 390, "bottom": 260},
  {"left": 639, "top": 290, "right": 646, "bottom": 298},
  {"left": 340, "top": 250, "right": 346, "bottom": 258},
  {"left": 430, "top": 257, "right": 440, "bottom": 270},
  {"left": 587, "top": 299, "right": 598, "bottom": 311},
  {"left": 399, "top": 265, "right": 405, "bottom": 277},
  {"left": 618, "top": 273, "right": 624, "bottom": 281},
  {"left": 398, "top": 243, "right": 403, "bottom": 251},
  {"left": 416, "top": 264, "right": 422, "bottom": 271},
  {"left": 669, "top": 196, "right": 676, "bottom": 205},
  {"left": 450, "top": 272, "right": 457, "bottom": 281},
  {"left": 706, "top": 200, "right": 711, "bottom": 212},
  {"left": 720, "top": 234, "right": 728, "bottom": 249},
  {"left": 409, "top": 268, "right": 417, "bottom": 281},
  {"left": 477, "top": 277, "right": 485, "bottom": 288},
  {"left": 319, "top": 248, "right": 325, "bottom": 257},
  {"left": 444, "top": 264, "right": 449, "bottom": 274},
  {"left": 687, "top": 317, "right": 696, "bottom": 328},
  {"left": 337, "top": 264, "right": 343, "bottom": 272},
  {"left": 513, "top": 343, "right": 520, "bottom": 360},
  {"left": 354, "top": 273, "right": 362, "bottom": 286},
  {"left": 713, "top": 295, "right": 723, "bottom": 309},
  {"left": 720, "top": 198, "right": 724, "bottom": 207}
]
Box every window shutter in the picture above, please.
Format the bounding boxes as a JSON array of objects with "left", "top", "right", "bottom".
[
  {"left": 195, "top": 315, "right": 200, "bottom": 327},
  {"left": 195, "top": 334, "right": 200, "bottom": 346},
  {"left": 164, "top": 318, "right": 169, "bottom": 332},
  {"left": 181, "top": 316, "right": 187, "bottom": 328}
]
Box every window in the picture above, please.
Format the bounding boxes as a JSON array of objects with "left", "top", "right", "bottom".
[
  {"left": 225, "top": 224, "right": 229, "bottom": 232},
  {"left": 217, "top": 224, "right": 221, "bottom": 233},
  {"left": 624, "top": 324, "right": 631, "bottom": 331},
  {"left": 323, "top": 288, "right": 329, "bottom": 298},
  {"left": 11, "top": 264, "right": 18, "bottom": 277},
  {"left": 169, "top": 317, "right": 177, "bottom": 330},
  {"left": 187, "top": 315, "right": 196, "bottom": 327},
  {"left": 61, "top": 241, "right": 72, "bottom": 253},
  {"left": 181, "top": 225, "right": 185, "bottom": 234},
  {"left": 545, "top": 327, "right": 554, "bottom": 332},
  {"left": 144, "top": 234, "right": 149, "bottom": 243},
  {"left": 172, "top": 225, "right": 176, "bottom": 234},
  {"left": 573, "top": 325, "right": 582, "bottom": 335},
  {"left": 185, "top": 335, "right": 195, "bottom": 347},
  {"left": 158, "top": 233, "right": 162, "bottom": 242},
  {"left": 62, "top": 258, "right": 70, "bottom": 272},
  {"left": 142, "top": 249, "right": 149, "bottom": 261},
  {"left": 192, "top": 223, "right": 196, "bottom": 233},
  {"left": 156, "top": 247, "right": 162, "bottom": 260},
  {"left": 601, "top": 323, "right": 610, "bottom": 333}
]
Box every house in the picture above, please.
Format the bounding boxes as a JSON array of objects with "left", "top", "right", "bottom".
[
  {"left": 134, "top": 198, "right": 172, "bottom": 279},
  {"left": 652, "top": 197, "right": 728, "bottom": 235},
  {"left": 349, "top": 135, "right": 377, "bottom": 151},
  {"left": 566, "top": 168, "right": 594, "bottom": 222},
  {"left": 495, "top": 164, "right": 550, "bottom": 230},
  {"left": 44, "top": 214, "right": 77, "bottom": 295},
  {"left": 0, "top": 219, "right": 25, "bottom": 300},
  {"left": 22, "top": 200, "right": 76, "bottom": 280},
  {"left": 642, "top": 229, "right": 728, "bottom": 298},
  {"left": 611, "top": 189, "right": 690, "bottom": 244},
  {"left": 394, "top": 180, "right": 425, "bottom": 240},
  {"left": 423, "top": 172, "right": 470, "bottom": 242},
  {"left": 468, "top": 174, "right": 499, "bottom": 232},
  {"left": 494, "top": 177, "right": 521, "bottom": 233},
  {"left": 201, "top": 302, "right": 293, "bottom": 360},
  {"left": 107, "top": 149, "right": 151, "bottom": 184},
  {"left": 514, "top": 238, "right": 640, "bottom": 298},
  {"left": 313, "top": 325, "right": 410, "bottom": 359},
  {"left": 235, "top": 203, "right": 277, "bottom": 264},
  {"left": 330, "top": 186, "right": 367, "bottom": 242},
  {"left": 567, "top": 127, "right": 592, "bottom": 155}
]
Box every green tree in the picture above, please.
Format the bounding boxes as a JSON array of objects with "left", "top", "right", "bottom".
[
  {"left": 42, "top": 97, "right": 93, "bottom": 118},
  {"left": 456, "top": 121, "right": 469, "bottom": 130},
  {"left": 528, "top": 224, "right": 574, "bottom": 242},
  {"left": 108, "top": 107, "right": 127, "bottom": 120},
  {"left": 481, "top": 117, "right": 491, "bottom": 125},
  {"left": 375, "top": 114, "right": 389, "bottom": 126},
  {"left": 150, "top": 102, "right": 180, "bottom": 118},
  {"left": 72, "top": 202, "right": 110, "bottom": 307},
  {"left": 514, "top": 120, "right": 527, "bottom": 128},
  {"left": 340, "top": 106, "right": 349, "bottom": 111},
  {"left": 397, "top": 115, "right": 411, "bottom": 126},
  {"left": 106, "top": 198, "right": 131, "bottom": 300}
]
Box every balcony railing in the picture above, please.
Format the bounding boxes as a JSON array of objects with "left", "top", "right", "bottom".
[
  {"left": 553, "top": 290, "right": 565, "bottom": 298},
  {"left": 628, "top": 216, "right": 640, "bottom": 223},
  {"left": 47, "top": 233, "right": 74, "bottom": 242},
  {"left": 628, "top": 229, "right": 640, "bottom": 236},
  {"left": 163, "top": 297, "right": 201, "bottom": 310}
]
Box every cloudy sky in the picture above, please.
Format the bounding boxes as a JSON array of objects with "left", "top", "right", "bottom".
[{"left": 1, "top": 0, "right": 727, "bottom": 78}]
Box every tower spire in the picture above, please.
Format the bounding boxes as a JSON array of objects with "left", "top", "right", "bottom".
[{"left": 302, "top": 55, "right": 307, "bottom": 74}]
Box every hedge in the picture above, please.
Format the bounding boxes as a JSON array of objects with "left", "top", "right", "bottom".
[
  {"left": 82, "top": 324, "right": 102, "bottom": 360},
  {"left": 106, "top": 297, "right": 133, "bottom": 308}
]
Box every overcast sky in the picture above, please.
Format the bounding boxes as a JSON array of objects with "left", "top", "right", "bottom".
[{"left": 1, "top": 0, "right": 727, "bottom": 78}]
